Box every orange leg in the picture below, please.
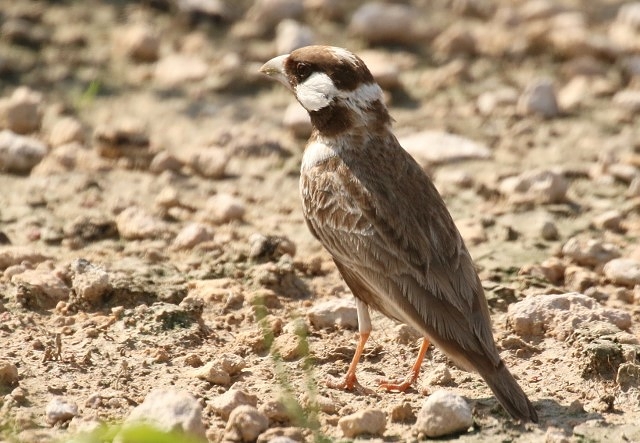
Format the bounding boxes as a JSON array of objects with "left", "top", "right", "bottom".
[
  {"left": 379, "top": 337, "right": 430, "bottom": 392},
  {"left": 326, "top": 331, "right": 370, "bottom": 390}
]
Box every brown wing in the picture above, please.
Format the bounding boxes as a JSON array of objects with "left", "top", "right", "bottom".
[{"left": 300, "top": 135, "right": 501, "bottom": 371}]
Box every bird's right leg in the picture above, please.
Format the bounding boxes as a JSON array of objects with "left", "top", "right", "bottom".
[{"left": 326, "top": 298, "right": 371, "bottom": 391}]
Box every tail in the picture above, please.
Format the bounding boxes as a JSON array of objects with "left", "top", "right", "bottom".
[{"left": 481, "top": 362, "right": 539, "bottom": 423}]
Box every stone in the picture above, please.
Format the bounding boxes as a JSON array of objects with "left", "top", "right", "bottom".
[
  {"left": 192, "top": 361, "right": 231, "bottom": 386},
  {"left": 0, "top": 130, "right": 47, "bottom": 173},
  {"left": 70, "top": 259, "right": 111, "bottom": 305},
  {"left": 224, "top": 405, "right": 269, "bottom": 443},
  {"left": 517, "top": 78, "right": 560, "bottom": 118},
  {"left": 507, "top": 292, "right": 632, "bottom": 340},
  {"left": 154, "top": 54, "right": 208, "bottom": 86},
  {"left": 123, "top": 388, "right": 206, "bottom": 440},
  {"left": 617, "top": 362, "right": 640, "bottom": 391},
  {"left": 200, "top": 193, "right": 245, "bottom": 224},
  {"left": 390, "top": 401, "right": 415, "bottom": 423},
  {"left": 476, "top": 87, "right": 518, "bottom": 116},
  {"left": 350, "top": 2, "right": 420, "bottom": 45},
  {"left": 93, "top": 118, "right": 150, "bottom": 164},
  {"left": 273, "top": 333, "right": 306, "bottom": 361},
  {"left": 603, "top": 258, "right": 640, "bottom": 287},
  {"left": 425, "top": 365, "right": 453, "bottom": 386},
  {"left": 0, "top": 87, "right": 43, "bottom": 134},
  {"left": 617, "top": 2, "right": 640, "bottom": 28},
  {"left": 592, "top": 210, "right": 624, "bottom": 232},
  {"left": 259, "top": 398, "right": 291, "bottom": 423},
  {"left": 113, "top": 23, "right": 160, "bottom": 62},
  {"left": 433, "top": 24, "right": 477, "bottom": 59},
  {"left": 115, "top": 206, "right": 170, "bottom": 240},
  {"left": 400, "top": 130, "right": 492, "bottom": 167},
  {"left": 210, "top": 388, "right": 258, "bottom": 420},
  {"left": 12, "top": 267, "right": 70, "bottom": 309},
  {"left": 283, "top": 102, "right": 312, "bottom": 139},
  {"left": 49, "top": 117, "right": 84, "bottom": 147},
  {"left": 150, "top": 151, "right": 183, "bottom": 174},
  {"left": 498, "top": 169, "right": 568, "bottom": 204},
  {"left": 338, "top": 408, "right": 386, "bottom": 438},
  {"left": 581, "top": 340, "right": 624, "bottom": 380},
  {"left": 248, "top": 233, "right": 296, "bottom": 261},
  {"left": 564, "top": 266, "right": 598, "bottom": 293},
  {"left": 359, "top": 50, "right": 401, "bottom": 90},
  {"left": 246, "top": 0, "right": 304, "bottom": 27},
  {"left": 189, "top": 147, "right": 228, "bottom": 179},
  {"left": 415, "top": 390, "right": 472, "bottom": 438},
  {"left": 393, "top": 324, "right": 420, "bottom": 345},
  {"left": 561, "top": 237, "right": 621, "bottom": 267},
  {"left": 307, "top": 298, "right": 358, "bottom": 329},
  {"left": 45, "top": 397, "right": 78, "bottom": 425},
  {"left": 0, "top": 360, "right": 19, "bottom": 386},
  {"left": 613, "top": 89, "right": 640, "bottom": 114},
  {"left": 276, "top": 19, "right": 315, "bottom": 55},
  {"left": 541, "top": 220, "right": 559, "bottom": 241},
  {"left": 0, "top": 246, "right": 48, "bottom": 270},
  {"left": 172, "top": 223, "right": 214, "bottom": 250},
  {"left": 177, "top": 0, "right": 232, "bottom": 22}
]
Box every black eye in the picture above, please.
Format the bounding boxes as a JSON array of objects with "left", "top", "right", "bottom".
[{"left": 295, "top": 62, "right": 313, "bottom": 81}]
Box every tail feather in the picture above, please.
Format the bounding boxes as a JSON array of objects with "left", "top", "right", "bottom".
[{"left": 481, "top": 363, "right": 538, "bottom": 423}]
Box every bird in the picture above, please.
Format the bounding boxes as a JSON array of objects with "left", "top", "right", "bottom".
[{"left": 259, "top": 45, "right": 538, "bottom": 423}]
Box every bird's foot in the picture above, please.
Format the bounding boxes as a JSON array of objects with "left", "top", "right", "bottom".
[
  {"left": 326, "top": 373, "right": 372, "bottom": 394},
  {"left": 378, "top": 372, "right": 419, "bottom": 392}
]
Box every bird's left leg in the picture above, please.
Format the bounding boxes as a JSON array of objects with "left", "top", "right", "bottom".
[
  {"left": 379, "top": 337, "right": 430, "bottom": 392},
  {"left": 326, "top": 298, "right": 371, "bottom": 391}
]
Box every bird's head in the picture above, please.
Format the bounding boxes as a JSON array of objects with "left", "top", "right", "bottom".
[{"left": 260, "top": 45, "right": 390, "bottom": 137}]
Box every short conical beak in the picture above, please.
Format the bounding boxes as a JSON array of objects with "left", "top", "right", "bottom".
[{"left": 259, "top": 54, "right": 291, "bottom": 89}]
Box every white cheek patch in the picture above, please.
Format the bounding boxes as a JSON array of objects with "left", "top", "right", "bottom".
[{"left": 295, "top": 72, "right": 339, "bottom": 112}]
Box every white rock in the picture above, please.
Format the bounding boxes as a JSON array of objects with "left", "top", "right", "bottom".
[
  {"left": 0, "top": 87, "right": 43, "bottom": 134},
  {"left": 150, "top": 151, "right": 183, "bottom": 174},
  {"left": 0, "top": 246, "right": 49, "bottom": 270},
  {"left": 350, "top": 2, "right": 419, "bottom": 45},
  {"left": 70, "top": 259, "right": 111, "bottom": 305},
  {"left": 49, "top": 117, "right": 84, "bottom": 147},
  {"left": 45, "top": 397, "right": 78, "bottom": 425},
  {"left": 338, "top": 408, "right": 386, "bottom": 438},
  {"left": 0, "top": 360, "right": 19, "bottom": 386},
  {"left": 400, "top": 130, "right": 491, "bottom": 167},
  {"left": 517, "top": 78, "right": 560, "bottom": 118},
  {"left": 223, "top": 405, "right": 269, "bottom": 442},
  {"left": 425, "top": 365, "right": 452, "bottom": 386},
  {"left": 476, "top": 87, "right": 518, "bottom": 115},
  {"left": 0, "top": 129, "right": 47, "bottom": 173},
  {"left": 592, "top": 210, "right": 624, "bottom": 232},
  {"left": 613, "top": 89, "right": 640, "bottom": 114},
  {"left": 154, "top": 54, "right": 208, "bottom": 86},
  {"left": 498, "top": 169, "right": 568, "bottom": 204},
  {"left": 218, "top": 353, "right": 246, "bottom": 376},
  {"left": 415, "top": 390, "right": 472, "bottom": 438},
  {"left": 617, "top": 2, "right": 640, "bottom": 29},
  {"left": 189, "top": 147, "right": 228, "bottom": 179},
  {"left": 200, "top": 193, "right": 245, "bottom": 224},
  {"left": 123, "top": 388, "right": 205, "bottom": 440},
  {"left": 12, "top": 268, "right": 70, "bottom": 308},
  {"left": 113, "top": 23, "right": 160, "bottom": 62},
  {"left": 604, "top": 258, "right": 640, "bottom": 287},
  {"left": 307, "top": 298, "right": 358, "bottom": 329},
  {"left": 191, "top": 361, "right": 231, "bottom": 385},
  {"left": 276, "top": 19, "right": 315, "bottom": 55},
  {"left": 283, "top": 101, "right": 312, "bottom": 138},
  {"left": 210, "top": 388, "right": 258, "bottom": 420},
  {"left": 172, "top": 223, "right": 214, "bottom": 250},
  {"left": 115, "top": 206, "right": 170, "bottom": 240},
  {"left": 507, "top": 292, "right": 632, "bottom": 340},
  {"left": 561, "top": 237, "right": 621, "bottom": 266}
]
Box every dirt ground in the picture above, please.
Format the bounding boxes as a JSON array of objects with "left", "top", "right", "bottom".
[{"left": 1, "top": 0, "right": 640, "bottom": 442}]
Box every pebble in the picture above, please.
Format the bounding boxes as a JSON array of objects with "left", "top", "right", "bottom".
[
  {"left": 393, "top": 324, "right": 421, "bottom": 345},
  {"left": 613, "top": 89, "right": 640, "bottom": 114},
  {"left": 304, "top": 0, "right": 344, "bottom": 20},
  {"left": 192, "top": 361, "right": 231, "bottom": 386},
  {"left": 273, "top": 333, "right": 305, "bottom": 360},
  {"left": 113, "top": 23, "right": 160, "bottom": 63},
  {"left": 617, "top": 2, "right": 640, "bottom": 28},
  {"left": 350, "top": 2, "right": 419, "bottom": 45},
  {"left": 582, "top": 340, "right": 624, "bottom": 379},
  {"left": 414, "top": 390, "right": 472, "bottom": 438},
  {"left": 498, "top": 169, "right": 568, "bottom": 204},
  {"left": 476, "top": 87, "right": 518, "bottom": 116},
  {"left": 517, "top": 78, "right": 560, "bottom": 118},
  {"left": 12, "top": 267, "right": 70, "bottom": 309},
  {"left": 200, "top": 193, "right": 245, "bottom": 224},
  {"left": 115, "top": 206, "right": 170, "bottom": 240},
  {"left": 249, "top": 233, "right": 296, "bottom": 261},
  {"left": 307, "top": 298, "right": 358, "bottom": 329},
  {"left": 150, "top": 151, "right": 183, "bottom": 174},
  {"left": 359, "top": 50, "right": 402, "bottom": 90},
  {"left": 63, "top": 215, "right": 118, "bottom": 244},
  {"left": 561, "top": 237, "right": 621, "bottom": 267},
  {"left": 0, "top": 129, "right": 47, "bottom": 173},
  {"left": 69, "top": 259, "right": 111, "bottom": 305},
  {"left": 223, "top": 405, "right": 269, "bottom": 443},
  {"left": 172, "top": 223, "right": 214, "bottom": 250},
  {"left": 0, "top": 246, "right": 49, "bottom": 270},
  {"left": 210, "top": 388, "right": 258, "bottom": 420},
  {"left": 276, "top": 19, "right": 315, "bottom": 55},
  {"left": 400, "top": 130, "right": 491, "bottom": 167},
  {"left": 338, "top": 408, "right": 386, "bottom": 438},
  {"left": 603, "top": 258, "right": 640, "bottom": 287},
  {"left": 123, "top": 388, "right": 206, "bottom": 440},
  {"left": 433, "top": 24, "right": 477, "bottom": 59},
  {"left": 154, "top": 54, "right": 208, "bottom": 86},
  {"left": 45, "top": 396, "right": 78, "bottom": 425},
  {"left": 259, "top": 398, "right": 291, "bottom": 423},
  {"left": 592, "top": 209, "right": 624, "bottom": 232},
  {"left": 246, "top": 0, "right": 304, "bottom": 27},
  {"left": 283, "top": 101, "right": 312, "bottom": 139},
  {"left": 177, "top": 0, "right": 232, "bottom": 23},
  {"left": 188, "top": 146, "right": 229, "bottom": 179},
  {"left": 93, "top": 118, "right": 150, "bottom": 163},
  {"left": 616, "top": 362, "right": 640, "bottom": 391},
  {"left": 564, "top": 265, "right": 598, "bottom": 293},
  {"left": 0, "top": 360, "right": 19, "bottom": 386},
  {"left": 425, "top": 365, "right": 453, "bottom": 386},
  {"left": 49, "top": 117, "right": 84, "bottom": 147},
  {"left": 0, "top": 87, "right": 43, "bottom": 134},
  {"left": 507, "top": 292, "right": 632, "bottom": 340},
  {"left": 541, "top": 220, "right": 559, "bottom": 241},
  {"left": 390, "top": 401, "right": 415, "bottom": 423}
]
